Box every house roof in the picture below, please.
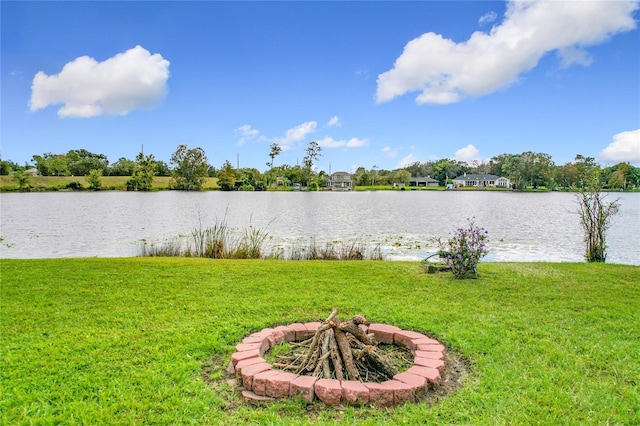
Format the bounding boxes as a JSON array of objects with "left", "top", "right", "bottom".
[
  {"left": 452, "top": 174, "right": 505, "bottom": 181},
  {"left": 409, "top": 176, "right": 439, "bottom": 183}
]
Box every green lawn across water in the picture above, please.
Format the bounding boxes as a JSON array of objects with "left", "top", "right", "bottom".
[{"left": 1, "top": 259, "right": 638, "bottom": 425}]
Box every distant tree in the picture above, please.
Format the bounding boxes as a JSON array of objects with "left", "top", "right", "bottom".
[
  {"left": 392, "top": 169, "right": 411, "bottom": 186},
  {"left": 32, "top": 153, "right": 69, "bottom": 176},
  {"left": 170, "top": 144, "right": 209, "bottom": 191},
  {"left": 353, "top": 167, "right": 370, "bottom": 186},
  {"left": 126, "top": 152, "right": 156, "bottom": 191},
  {"left": 109, "top": 157, "right": 136, "bottom": 176},
  {"left": 66, "top": 149, "right": 109, "bottom": 176},
  {"left": 629, "top": 167, "right": 640, "bottom": 189},
  {"left": 403, "top": 161, "right": 423, "bottom": 177},
  {"left": 302, "top": 141, "right": 322, "bottom": 186},
  {"left": 555, "top": 162, "right": 579, "bottom": 189},
  {"left": 217, "top": 160, "right": 236, "bottom": 191},
  {"left": 0, "top": 157, "right": 19, "bottom": 175},
  {"left": 154, "top": 160, "right": 171, "bottom": 177},
  {"left": 284, "top": 165, "right": 304, "bottom": 186},
  {"left": 267, "top": 142, "right": 282, "bottom": 170},
  {"left": 12, "top": 169, "right": 31, "bottom": 190},
  {"left": 266, "top": 142, "right": 282, "bottom": 186},
  {"left": 520, "top": 151, "right": 555, "bottom": 189},
  {"left": 86, "top": 169, "right": 103, "bottom": 190},
  {"left": 604, "top": 162, "right": 632, "bottom": 190},
  {"left": 573, "top": 155, "right": 600, "bottom": 189},
  {"left": 502, "top": 154, "right": 525, "bottom": 189}
]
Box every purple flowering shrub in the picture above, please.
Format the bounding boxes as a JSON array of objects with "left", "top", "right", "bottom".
[{"left": 439, "top": 219, "right": 489, "bottom": 278}]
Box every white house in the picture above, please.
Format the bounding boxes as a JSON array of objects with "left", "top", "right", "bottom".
[{"left": 452, "top": 173, "right": 511, "bottom": 188}]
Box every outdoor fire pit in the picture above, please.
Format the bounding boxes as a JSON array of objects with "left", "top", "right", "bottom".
[{"left": 229, "top": 309, "right": 446, "bottom": 406}]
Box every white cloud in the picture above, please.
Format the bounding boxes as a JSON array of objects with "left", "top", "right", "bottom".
[
  {"left": 478, "top": 11, "right": 497, "bottom": 25},
  {"left": 317, "top": 136, "right": 344, "bottom": 148},
  {"left": 316, "top": 136, "right": 369, "bottom": 148},
  {"left": 346, "top": 137, "right": 368, "bottom": 148},
  {"left": 454, "top": 144, "right": 480, "bottom": 163},
  {"left": 376, "top": 1, "right": 638, "bottom": 105},
  {"left": 396, "top": 154, "right": 419, "bottom": 168},
  {"left": 382, "top": 146, "right": 398, "bottom": 158},
  {"left": 277, "top": 121, "right": 317, "bottom": 149},
  {"left": 327, "top": 116, "right": 342, "bottom": 127},
  {"left": 30, "top": 45, "right": 170, "bottom": 117},
  {"left": 600, "top": 129, "right": 640, "bottom": 164},
  {"left": 236, "top": 124, "right": 260, "bottom": 146},
  {"left": 557, "top": 46, "right": 593, "bottom": 69}
]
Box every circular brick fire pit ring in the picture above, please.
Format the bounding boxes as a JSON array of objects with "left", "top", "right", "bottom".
[{"left": 230, "top": 322, "right": 446, "bottom": 406}]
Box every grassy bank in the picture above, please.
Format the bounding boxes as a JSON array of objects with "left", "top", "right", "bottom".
[
  {"left": 0, "top": 175, "right": 219, "bottom": 191},
  {"left": 1, "top": 259, "right": 638, "bottom": 424}
]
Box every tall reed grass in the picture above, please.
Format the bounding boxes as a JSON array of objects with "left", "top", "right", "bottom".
[{"left": 139, "top": 222, "right": 384, "bottom": 261}]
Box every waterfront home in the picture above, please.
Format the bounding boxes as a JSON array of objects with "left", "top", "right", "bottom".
[
  {"left": 326, "top": 171, "right": 353, "bottom": 190},
  {"left": 409, "top": 176, "right": 440, "bottom": 187},
  {"left": 452, "top": 173, "right": 511, "bottom": 188}
]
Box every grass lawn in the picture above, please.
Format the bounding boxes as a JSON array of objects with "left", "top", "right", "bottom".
[
  {"left": 1, "top": 259, "right": 638, "bottom": 425},
  {"left": 0, "top": 176, "right": 219, "bottom": 191}
]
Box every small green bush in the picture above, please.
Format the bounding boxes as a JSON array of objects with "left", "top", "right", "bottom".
[{"left": 65, "top": 181, "right": 83, "bottom": 190}]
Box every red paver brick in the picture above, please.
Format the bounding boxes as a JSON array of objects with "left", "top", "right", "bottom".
[
  {"left": 265, "top": 372, "right": 299, "bottom": 398},
  {"left": 394, "top": 330, "right": 429, "bottom": 350},
  {"left": 241, "top": 335, "right": 271, "bottom": 354},
  {"left": 272, "top": 325, "right": 289, "bottom": 334},
  {"left": 290, "top": 375, "right": 318, "bottom": 403},
  {"left": 368, "top": 323, "right": 400, "bottom": 344},
  {"left": 242, "top": 335, "right": 266, "bottom": 344},
  {"left": 414, "top": 349, "right": 445, "bottom": 360},
  {"left": 235, "top": 342, "right": 262, "bottom": 352},
  {"left": 412, "top": 337, "right": 441, "bottom": 346},
  {"left": 251, "top": 370, "right": 283, "bottom": 396},
  {"left": 393, "top": 372, "right": 428, "bottom": 398},
  {"left": 406, "top": 365, "right": 441, "bottom": 384},
  {"left": 231, "top": 349, "right": 260, "bottom": 366},
  {"left": 341, "top": 380, "right": 369, "bottom": 405},
  {"left": 314, "top": 378, "right": 342, "bottom": 405},
  {"left": 288, "top": 323, "right": 309, "bottom": 341},
  {"left": 364, "top": 382, "right": 395, "bottom": 406},
  {"left": 381, "top": 380, "right": 415, "bottom": 405},
  {"left": 240, "top": 362, "right": 272, "bottom": 389},
  {"left": 276, "top": 325, "right": 297, "bottom": 342},
  {"left": 294, "top": 322, "right": 320, "bottom": 340},
  {"left": 416, "top": 343, "right": 446, "bottom": 353},
  {"left": 413, "top": 356, "right": 445, "bottom": 372},
  {"left": 234, "top": 356, "right": 267, "bottom": 378}
]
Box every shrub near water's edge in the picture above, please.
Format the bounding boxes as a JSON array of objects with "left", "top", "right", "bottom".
[{"left": 439, "top": 218, "right": 489, "bottom": 278}]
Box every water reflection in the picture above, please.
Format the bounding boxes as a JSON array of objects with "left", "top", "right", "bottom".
[{"left": 1, "top": 191, "right": 638, "bottom": 264}]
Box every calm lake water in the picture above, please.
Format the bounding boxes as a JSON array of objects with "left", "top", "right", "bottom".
[{"left": 1, "top": 191, "right": 639, "bottom": 264}]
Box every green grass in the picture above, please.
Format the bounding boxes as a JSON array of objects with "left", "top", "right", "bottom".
[
  {"left": 1, "top": 259, "right": 638, "bottom": 425},
  {"left": 0, "top": 176, "right": 219, "bottom": 191}
]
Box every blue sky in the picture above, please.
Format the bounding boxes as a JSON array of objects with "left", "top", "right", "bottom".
[{"left": 2, "top": 1, "right": 639, "bottom": 173}]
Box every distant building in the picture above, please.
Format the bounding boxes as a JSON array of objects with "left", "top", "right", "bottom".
[
  {"left": 452, "top": 173, "right": 511, "bottom": 188},
  {"left": 326, "top": 171, "right": 353, "bottom": 190},
  {"left": 408, "top": 176, "right": 440, "bottom": 187}
]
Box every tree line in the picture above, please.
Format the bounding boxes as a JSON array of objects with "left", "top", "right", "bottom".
[{"left": 1, "top": 143, "right": 638, "bottom": 191}]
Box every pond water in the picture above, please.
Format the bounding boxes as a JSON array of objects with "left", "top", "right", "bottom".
[{"left": 1, "top": 191, "right": 638, "bottom": 264}]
